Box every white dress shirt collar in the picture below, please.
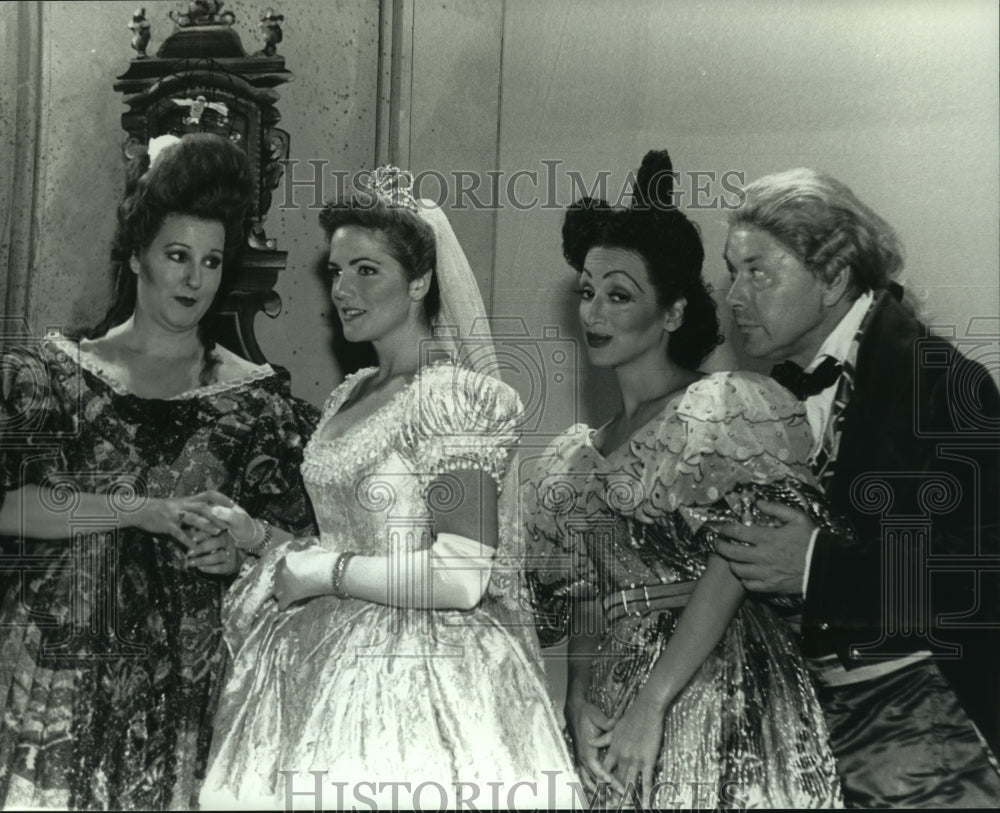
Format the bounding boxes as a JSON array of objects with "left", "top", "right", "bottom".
[{"left": 805, "top": 291, "right": 873, "bottom": 372}]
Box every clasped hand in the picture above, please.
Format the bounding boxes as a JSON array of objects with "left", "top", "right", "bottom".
[
  {"left": 131, "top": 490, "right": 242, "bottom": 575},
  {"left": 566, "top": 690, "right": 664, "bottom": 808},
  {"left": 201, "top": 503, "right": 341, "bottom": 610}
]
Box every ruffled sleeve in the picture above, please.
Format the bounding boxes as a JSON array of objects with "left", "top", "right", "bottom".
[
  {"left": 228, "top": 374, "right": 320, "bottom": 537},
  {"left": 407, "top": 363, "right": 523, "bottom": 490},
  {"left": 220, "top": 377, "right": 321, "bottom": 653},
  {"left": 628, "top": 371, "right": 815, "bottom": 525},
  {"left": 0, "top": 343, "right": 75, "bottom": 513}
]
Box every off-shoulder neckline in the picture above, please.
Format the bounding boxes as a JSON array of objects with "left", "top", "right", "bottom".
[
  {"left": 47, "top": 334, "right": 278, "bottom": 401},
  {"left": 574, "top": 371, "right": 780, "bottom": 462}
]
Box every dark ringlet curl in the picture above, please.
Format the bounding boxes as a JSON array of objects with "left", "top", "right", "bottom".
[
  {"left": 318, "top": 196, "right": 440, "bottom": 325},
  {"left": 562, "top": 149, "right": 722, "bottom": 370},
  {"left": 83, "top": 133, "right": 253, "bottom": 384}
]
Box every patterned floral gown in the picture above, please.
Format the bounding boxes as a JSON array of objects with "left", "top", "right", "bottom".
[
  {"left": 524, "top": 372, "right": 844, "bottom": 808},
  {"left": 200, "top": 361, "right": 577, "bottom": 810},
  {"left": 0, "top": 336, "right": 317, "bottom": 810}
]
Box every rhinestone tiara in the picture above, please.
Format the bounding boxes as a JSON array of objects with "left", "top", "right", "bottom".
[{"left": 356, "top": 165, "right": 420, "bottom": 212}]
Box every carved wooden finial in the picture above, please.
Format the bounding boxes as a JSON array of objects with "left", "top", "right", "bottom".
[
  {"left": 128, "top": 7, "right": 151, "bottom": 58},
  {"left": 169, "top": 0, "right": 236, "bottom": 28},
  {"left": 256, "top": 8, "right": 285, "bottom": 57}
]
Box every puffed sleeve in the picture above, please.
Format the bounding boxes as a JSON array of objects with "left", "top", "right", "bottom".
[
  {"left": 632, "top": 372, "right": 855, "bottom": 605},
  {"left": 407, "top": 363, "right": 523, "bottom": 490},
  {"left": 229, "top": 376, "right": 319, "bottom": 537},
  {"left": 0, "top": 344, "right": 75, "bottom": 514},
  {"left": 630, "top": 371, "right": 816, "bottom": 526}
]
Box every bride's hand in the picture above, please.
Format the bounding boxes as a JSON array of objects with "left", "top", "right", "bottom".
[
  {"left": 273, "top": 549, "right": 339, "bottom": 610},
  {"left": 130, "top": 493, "right": 229, "bottom": 548}
]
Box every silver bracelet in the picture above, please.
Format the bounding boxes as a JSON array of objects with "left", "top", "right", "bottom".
[
  {"left": 330, "top": 551, "right": 356, "bottom": 599},
  {"left": 246, "top": 519, "right": 273, "bottom": 557}
]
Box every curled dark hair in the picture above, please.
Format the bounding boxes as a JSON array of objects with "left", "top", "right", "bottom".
[
  {"left": 318, "top": 197, "right": 440, "bottom": 324},
  {"left": 86, "top": 133, "right": 253, "bottom": 382},
  {"left": 562, "top": 149, "right": 722, "bottom": 370}
]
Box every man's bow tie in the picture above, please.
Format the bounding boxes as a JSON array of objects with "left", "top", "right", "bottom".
[{"left": 770, "top": 356, "right": 844, "bottom": 400}]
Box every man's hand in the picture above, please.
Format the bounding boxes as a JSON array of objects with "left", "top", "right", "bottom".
[{"left": 710, "top": 500, "right": 815, "bottom": 595}]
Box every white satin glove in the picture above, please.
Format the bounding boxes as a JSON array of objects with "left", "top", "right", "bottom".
[
  {"left": 274, "top": 548, "right": 338, "bottom": 609},
  {"left": 272, "top": 533, "right": 497, "bottom": 611}
]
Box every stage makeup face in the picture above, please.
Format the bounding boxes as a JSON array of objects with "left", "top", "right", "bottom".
[
  {"left": 724, "top": 225, "right": 832, "bottom": 366},
  {"left": 577, "top": 245, "right": 670, "bottom": 370},
  {"left": 131, "top": 213, "right": 225, "bottom": 334},
  {"left": 327, "top": 225, "right": 420, "bottom": 345}
]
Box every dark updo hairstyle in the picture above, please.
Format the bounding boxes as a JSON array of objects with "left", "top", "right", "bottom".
[
  {"left": 562, "top": 149, "right": 722, "bottom": 370},
  {"left": 318, "top": 196, "right": 440, "bottom": 325},
  {"left": 86, "top": 133, "right": 253, "bottom": 382}
]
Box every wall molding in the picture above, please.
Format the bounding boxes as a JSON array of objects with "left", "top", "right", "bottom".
[{"left": 376, "top": 0, "right": 414, "bottom": 167}]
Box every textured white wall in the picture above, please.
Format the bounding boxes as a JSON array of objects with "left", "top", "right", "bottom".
[{"left": 490, "top": 0, "right": 1000, "bottom": 428}]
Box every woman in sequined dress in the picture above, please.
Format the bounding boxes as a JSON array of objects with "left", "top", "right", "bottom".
[
  {"left": 524, "top": 150, "right": 843, "bottom": 808},
  {"left": 199, "top": 170, "right": 577, "bottom": 809},
  {"left": 0, "top": 135, "right": 317, "bottom": 809}
]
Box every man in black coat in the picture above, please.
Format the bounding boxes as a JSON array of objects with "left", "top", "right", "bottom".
[{"left": 715, "top": 168, "right": 1000, "bottom": 807}]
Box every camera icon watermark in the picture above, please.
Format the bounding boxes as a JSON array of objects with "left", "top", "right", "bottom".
[
  {"left": 915, "top": 318, "right": 999, "bottom": 438},
  {"left": 416, "top": 317, "right": 578, "bottom": 440}
]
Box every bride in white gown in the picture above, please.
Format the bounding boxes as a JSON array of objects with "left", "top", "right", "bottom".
[{"left": 198, "top": 168, "right": 576, "bottom": 809}]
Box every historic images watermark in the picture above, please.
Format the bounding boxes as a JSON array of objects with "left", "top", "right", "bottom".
[
  {"left": 277, "top": 160, "right": 747, "bottom": 212},
  {"left": 840, "top": 320, "right": 1000, "bottom": 659},
  {"left": 280, "top": 769, "right": 749, "bottom": 811}
]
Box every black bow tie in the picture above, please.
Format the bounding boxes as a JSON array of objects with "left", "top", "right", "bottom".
[{"left": 770, "top": 356, "right": 844, "bottom": 400}]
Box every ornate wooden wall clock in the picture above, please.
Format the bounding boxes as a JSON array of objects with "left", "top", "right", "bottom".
[{"left": 114, "top": 3, "right": 292, "bottom": 362}]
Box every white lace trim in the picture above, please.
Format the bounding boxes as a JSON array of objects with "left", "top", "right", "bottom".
[
  {"left": 309, "top": 366, "right": 380, "bottom": 444},
  {"left": 47, "top": 334, "right": 277, "bottom": 401},
  {"left": 522, "top": 372, "right": 814, "bottom": 542},
  {"left": 302, "top": 361, "right": 519, "bottom": 489}
]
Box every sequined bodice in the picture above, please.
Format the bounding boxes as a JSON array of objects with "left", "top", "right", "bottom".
[{"left": 302, "top": 369, "right": 429, "bottom": 557}]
